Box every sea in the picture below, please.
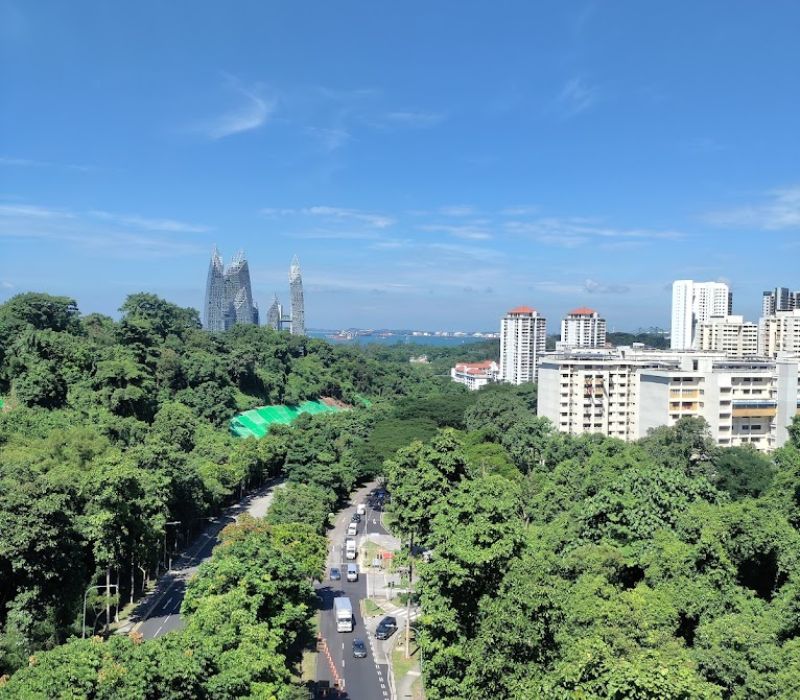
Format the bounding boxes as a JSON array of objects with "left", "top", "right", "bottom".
[{"left": 308, "top": 331, "right": 495, "bottom": 347}]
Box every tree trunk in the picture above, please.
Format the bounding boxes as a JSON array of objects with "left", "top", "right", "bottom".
[
  {"left": 105, "top": 568, "right": 111, "bottom": 632},
  {"left": 114, "top": 568, "right": 120, "bottom": 622},
  {"left": 130, "top": 554, "right": 135, "bottom": 605},
  {"left": 405, "top": 534, "right": 413, "bottom": 659}
]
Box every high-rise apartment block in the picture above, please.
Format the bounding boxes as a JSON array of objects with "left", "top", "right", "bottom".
[
  {"left": 762, "top": 287, "right": 800, "bottom": 317},
  {"left": 759, "top": 310, "right": 800, "bottom": 357},
  {"left": 559, "top": 308, "right": 607, "bottom": 349},
  {"left": 499, "top": 306, "right": 547, "bottom": 384},
  {"left": 538, "top": 348, "right": 800, "bottom": 453},
  {"left": 671, "top": 280, "right": 732, "bottom": 350},
  {"left": 204, "top": 248, "right": 259, "bottom": 331},
  {"left": 289, "top": 255, "right": 305, "bottom": 336},
  {"left": 698, "top": 315, "right": 759, "bottom": 357}
]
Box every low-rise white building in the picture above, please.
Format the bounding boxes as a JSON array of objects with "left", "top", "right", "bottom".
[
  {"left": 537, "top": 348, "right": 799, "bottom": 452},
  {"left": 759, "top": 310, "right": 800, "bottom": 358},
  {"left": 451, "top": 360, "right": 499, "bottom": 390},
  {"left": 698, "top": 315, "right": 759, "bottom": 357}
]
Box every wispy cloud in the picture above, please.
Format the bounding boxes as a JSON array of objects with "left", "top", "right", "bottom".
[
  {"left": 306, "top": 206, "right": 395, "bottom": 229},
  {"left": 505, "top": 217, "right": 682, "bottom": 246},
  {"left": 89, "top": 210, "right": 210, "bottom": 233},
  {"left": 500, "top": 205, "right": 538, "bottom": 216},
  {"left": 0, "top": 203, "right": 209, "bottom": 258},
  {"left": 556, "top": 77, "right": 599, "bottom": 117},
  {"left": 194, "top": 75, "right": 275, "bottom": 140},
  {"left": 0, "top": 204, "right": 74, "bottom": 219},
  {"left": 419, "top": 223, "right": 492, "bottom": 241},
  {"left": 438, "top": 205, "right": 476, "bottom": 217},
  {"left": 584, "top": 278, "right": 630, "bottom": 294},
  {"left": 305, "top": 126, "right": 351, "bottom": 151},
  {"left": 1, "top": 280, "right": 13, "bottom": 289},
  {"left": 534, "top": 278, "right": 631, "bottom": 295},
  {"left": 0, "top": 156, "right": 95, "bottom": 172},
  {"left": 383, "top": 111, "right": 444, "bottom": 128},
  {"left": 705, "top": 185, "right": 800, "bottom": 230}
]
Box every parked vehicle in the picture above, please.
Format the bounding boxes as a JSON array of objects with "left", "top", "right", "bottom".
[
  {"left": 347, "top": 522, "right": 358, "bottom": 537},
  {"left": 329, "top": 567, "right": 342, "bottom": 581},
  {"left": 352, "top": 638, "right": 367, "bottom": 658},
  {"left": 351, "top": 513, "right": 361, "bottom": 523},
  {"left": 357, "top": 503, "right": 367, "bottom": 515},
  {"left": 334, "top": 596, "right": 353, "bottom": 633},
  {"left": 375, "top": 616, "right": 398, "bottom": 640},
  {"left": 345, "top": 538, "right": 357, "bottom": 560},
  {"left": 346, "top": 563, "right": 358, "bottom": 582}
]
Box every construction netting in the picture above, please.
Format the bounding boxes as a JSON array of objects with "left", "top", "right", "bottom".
[{"left": 230, "top": 400, "right": 342, "bottom": 438}]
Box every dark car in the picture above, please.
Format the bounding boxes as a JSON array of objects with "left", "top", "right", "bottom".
[
  {"left": 351, "top": 513, "right": 361, "bottom": 523},
  {"left": 329, "top": 567, "right": 341, "bottom": 581},
  {"left": 352, "top": 638, "right": 368, "bottom": 658},
  {"left": 375, "top": 616, "right": 398, "bottom": 640}
]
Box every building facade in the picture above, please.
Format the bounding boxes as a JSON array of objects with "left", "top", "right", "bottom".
[
  {"left": 760, "top": 310, "right": 800, "bottom": 357},
  {"left": 698, "top": 315, "right": 759, "bottom": 357},
  {"left": 289, "top": 255, "right": 305, "bottom": 336},
  {"left": 671, "top": 280, "right": 732, "bottom": 350},
  {"left": 499, "top": 306, "right": 547, "bottom": 384},
  {"left": 538, "top": 348, "right": 800, "bottom": 453},
  {"left": 560, "top": 307, "right": 607, "bottom": 349},
  {"left": 450, "top": 360, "right": 499, "bottom": 390},
  {"left": 204, "top": 247, "right": 259, "bottom": 331},
  {"left": 762, "top": 287, "right": 800, "bottom": 317}
]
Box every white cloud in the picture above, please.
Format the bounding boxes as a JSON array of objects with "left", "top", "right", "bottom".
[
  {"left": 305, "top": 126, "right": 352, "bottom": 151},
  {"left": 383, "top": 111, "right": 444, "bottom": 128},
  {"left": 419, "top": 223, "right": 492, "bottom": 240},
  {"left": 705, "top": 185, "right": 800, "bottom": 230},
  {"left": 89, "top": 210, "right": 210, "bottom": 233},
  {"left": 556, "top": 77, "right": 599, "bottom": 117},
  {"left": 1, "top": 280, "right": 13, "bottom": 289},
  {"left": 195, "top": 76, "right": 275, "bottom": 140},
  {"left": 0, "top": 156, "right": 94, "bottom": 172},
  {"left": 505, "top": 217, "right": 682, "bottom": 245},
  {"left": 306, "top": 206, "right": 395, "bottom": 229},
  {"left": 0, "top": 204, "right": 75, "bottom": 219},
  {"left": 438, "top": 205, "right": 476, "bottom": 217}
]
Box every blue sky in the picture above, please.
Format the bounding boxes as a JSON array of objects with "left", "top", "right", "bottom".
[{"left": 1, "top": 1, "right": 799, "bottom": 331}]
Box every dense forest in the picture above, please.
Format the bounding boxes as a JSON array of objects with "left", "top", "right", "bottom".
[
  {"left": 0, "top": 291, "right": 489, "bottom": 694},
  {"left": 387, "top": 390, "right": 800, "bottom": 699}
]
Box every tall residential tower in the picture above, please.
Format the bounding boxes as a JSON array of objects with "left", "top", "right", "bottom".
[
  {"left": 289, "top": 255, "right": 305, "bottom": 336},
  {"left": 670, "top": 280, "right": 732, "bottom": 350},
  {"left": 499, "top": 306, "right": 547, "bottom": 384}
]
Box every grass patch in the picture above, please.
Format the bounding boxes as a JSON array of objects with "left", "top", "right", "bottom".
[
  {"left": 363, "top": 598, "right": 383, "bottom": 617},
  {"left": 363, "top": 540, "right": 380, "bottom": 563},
  {"left": 391, "top": 636, "right": 420, "bottom": 683}
]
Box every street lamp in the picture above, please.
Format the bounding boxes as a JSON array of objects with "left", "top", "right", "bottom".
[{"left": 82, "top": 583, "right": 118, "bottom": 638}]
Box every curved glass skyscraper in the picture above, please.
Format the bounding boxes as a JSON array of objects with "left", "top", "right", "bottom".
[{"left": 203, "top": 247, "right": 258, "bottom": 331}]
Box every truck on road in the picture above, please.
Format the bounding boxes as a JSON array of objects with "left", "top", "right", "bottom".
[
  {"left": 334, "top": 596, "right": 353, "bottom": 632},
  {"left": 345, "top": 538, "right": 357, "bottom": 560}
]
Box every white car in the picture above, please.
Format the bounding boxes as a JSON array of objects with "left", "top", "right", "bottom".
[
  {"left": 346, "top": 563, "right": 358, "bottom": 582},
  {"left": 357, "top": 503, "right": 366, "bottom": 515}
]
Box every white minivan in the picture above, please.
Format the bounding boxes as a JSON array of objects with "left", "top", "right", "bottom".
[
  {"left": 357, "top": 503, "right": 366, "bottom": 515},
  {"left": 346, "top": 563, "right": 358, "bottom": 582}
]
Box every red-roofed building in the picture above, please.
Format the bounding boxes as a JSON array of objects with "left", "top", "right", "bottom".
[
  {"left": 500, "top": 306, "right": 547, "bottom": 384},
  {"left": 560, "top": 308, "right": 607, "bottom": 349},
  {"left": 450, "top": 360, "right": 499, "bottom": 390}
]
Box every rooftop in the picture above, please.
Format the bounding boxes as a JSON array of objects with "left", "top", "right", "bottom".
[
  {"left": 568, "top": 307, "right": 598, "bottom": 316},
  {"left": 507, "top": 305, "right": 536, "bottom": 315}
]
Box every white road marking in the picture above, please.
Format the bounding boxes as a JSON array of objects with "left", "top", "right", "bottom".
[
  {"left": 162, "top": 596, "right": 173, "bottom": 610},
  {"left": 154, "top": 613, "right": 172, "bottom": 638}
]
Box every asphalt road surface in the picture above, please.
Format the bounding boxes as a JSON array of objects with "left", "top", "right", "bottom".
[
  {"left": 315, "top": 484, "right": 393, "bottom": 700},
  {"left": 122, "top": 480, "right": 283, "bottom": 640}
]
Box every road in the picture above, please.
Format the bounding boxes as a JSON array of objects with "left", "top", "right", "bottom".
[
  {"left": 316, "top": 483, "right": 394, "bottom": 700},
  {"left": 120, "top": 479, "right": 284, "bottom": 640}
]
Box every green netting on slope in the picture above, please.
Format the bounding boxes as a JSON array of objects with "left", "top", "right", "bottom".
[{"left": 230, "top": 400, "right": 342, "bottom": 438}]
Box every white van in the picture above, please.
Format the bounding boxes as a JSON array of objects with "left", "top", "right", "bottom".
[
  {"left": 357, "top": 503, "right": 366, "bottom": 515},
  {"left": 346, "top": 563, "right": 358, "bottom": 582},
  {"left": 347, "top": 522, "right": 358, "bottom": 537}
]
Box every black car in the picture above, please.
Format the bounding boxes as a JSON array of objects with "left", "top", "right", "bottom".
[
  {"left": 351, "top": 513, "right": 361, "bottom": 523},
  {"left": 329, "top": 567, "right": 341, "bottom": 581},
  {"left": 375, "top": 616, "right": 398, "bottom": 640},
  {"left": 352, "top": 638, "right": 367, "bottom": 658}
]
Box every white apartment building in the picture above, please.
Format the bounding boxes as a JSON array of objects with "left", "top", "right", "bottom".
[
  {"left": 538, "top": 348, "right": 799, "bottom": 452},
  {"left": 698, "top": 315, "right": 759, "bottom": 357},
  {"left": 450, "top": 360, "right": 499, "bottom": 390},
  {"left": 499, "top": 306, "right": 547, "bottom": 384},
  {"left": 762, "top": 287, "right": 799, "bottom": 317},
  {"left": 671, "top": 280, "right": 732, "bottom": 350},
  {"left": 760, "top": 310, "right": 800, "bottom": 357},
  {"left": 559, "top": 307, "right": 607, "bottom": 349},
  {"left": 639, "top": 355, "right": 799, "bottom": 452}
]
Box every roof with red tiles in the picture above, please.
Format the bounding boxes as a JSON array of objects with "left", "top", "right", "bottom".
[
  {"left": 568, "top": 307, "right": 598, "bottom": 316},
  {"left": 507, "top": 305, "right": 536, "bottom": 314}
]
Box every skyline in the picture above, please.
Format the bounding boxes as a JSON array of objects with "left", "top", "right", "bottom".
[{"left": 2, "top": 1, "right": 800, "bottom": 329}]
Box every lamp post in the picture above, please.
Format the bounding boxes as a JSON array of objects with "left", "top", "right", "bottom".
[
  {"left": 163, "top": 521, "right": 181, "bottom": 570},
  {"left": 82, "top": 583, "right": 118, "bottom": 638}
]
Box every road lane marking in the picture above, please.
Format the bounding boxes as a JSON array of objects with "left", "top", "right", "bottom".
[{"left": 162, "top": 597, "right": 173, "bottom": 610}]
